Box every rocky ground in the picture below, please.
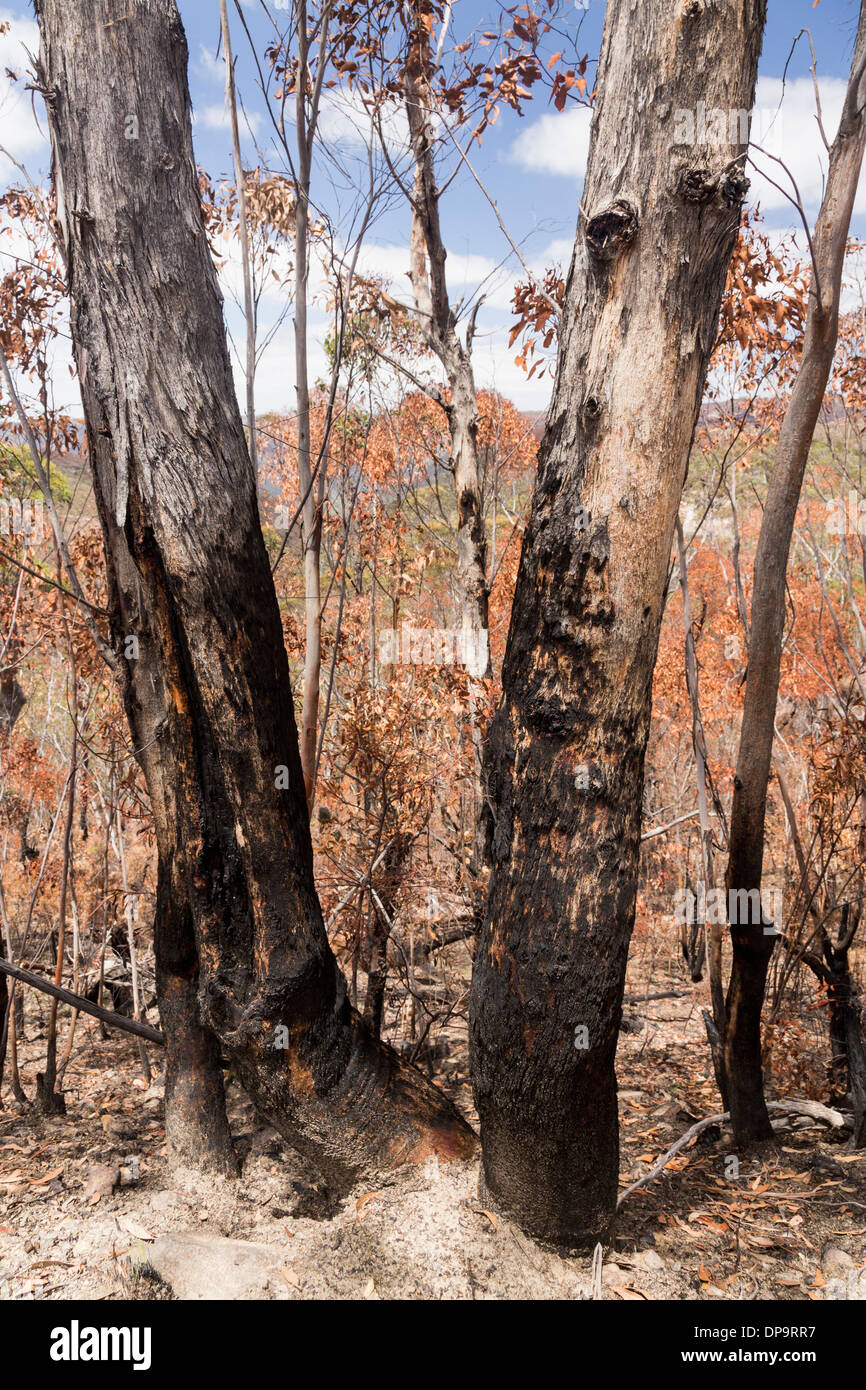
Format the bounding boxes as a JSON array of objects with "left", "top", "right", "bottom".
[{"left": 2, "top": 952, "right": 865, "bottom": 1301}]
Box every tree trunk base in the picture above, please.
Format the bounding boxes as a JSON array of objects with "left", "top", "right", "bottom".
[
  {"left": 732, "top": 1130, "right": 778, "bottom": 1156},
  {"left": 223, "top": 994, "right": 479, "bottom": 1192},
  {"left": 35, "top": 1073, "right": 66, "bottom": 1115},
  {"left": 160, "top": 975, "right": 238, "bottom": 1177},
  {"left": 476, "top": 1151, "right": 612, "bottom": 1253},
  {"left": 474, "top": 1095, "right": 618, "bottom": 1251}
]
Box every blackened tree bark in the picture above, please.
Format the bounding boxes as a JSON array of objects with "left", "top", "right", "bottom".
[
  {"left": 722, "top": 3, "right": 866, "bottom": 1146},
  {"left": 823, "top": 907, "right": 866, "bottom": 1147},
  {"left": 35, "top": 0, "right": 476, "bottom": 1185},
  {"left": 470, "top": 0, "right": 766, "bottom": 1246},
  {"left": 781, "top": 908, "right": 866, "bottom": 1149},
  {"left": 0, "top": 666, "right": 25, "bottom": 735},
  {"left": 0, "top": 924, "right": 7, "bottom": 1098}
]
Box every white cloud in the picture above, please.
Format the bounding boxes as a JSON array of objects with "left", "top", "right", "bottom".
[
  {"left": 316, "top": 87, "right": 409, "bottom": 154},
  {"left": 746, "top": 76, "right": 866, "bottom": 217},
  {"left": 359, "top": 232, "right": 581, "bottom": 315},
  {"left": 0, "top": 10, "right": 47, "bottom": 167},
  {"left": 507, "top": 74, "right": 866, "bottom": 221},
  {"left": 195, "top": 102, "right": 262, "bottom": 136},
  {"left": 195, "top": 42, "right": 225, "bottom": 84},
  {"left": 510, "top": 103, "right": 592, "bottom": 178}
]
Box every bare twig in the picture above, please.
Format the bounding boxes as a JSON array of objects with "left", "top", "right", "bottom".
[{"left": 617, "top": 1100, "right": 852, "bottom": 1207}]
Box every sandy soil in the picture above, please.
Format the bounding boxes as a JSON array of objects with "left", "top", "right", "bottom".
[{"left": 2, "top": 960, "right": 865, "bottom": 1301}]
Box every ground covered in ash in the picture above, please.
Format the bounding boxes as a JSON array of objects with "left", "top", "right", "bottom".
[{"left": 2, "top": 953, "right": 865, "bottom": 1301}]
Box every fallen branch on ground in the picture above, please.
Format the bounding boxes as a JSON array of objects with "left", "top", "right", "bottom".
[
  {"left": 624, "top": 990, "right": 690, "bottom": 1003},
  {"left": 617, "top": 1099, "right": 852, "bottom": 1207},
  {"left": 0, "top": 958, "right": 164, "bottom": 1045}
]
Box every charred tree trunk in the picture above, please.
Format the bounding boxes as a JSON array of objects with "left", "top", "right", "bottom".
[
  {"left": 823, "top": 908, "right": 866, "bottom": 1147},
  {"left": 362, "top": 832, "right": 411, "bottom": 1041},
  {"left": 35, "top": 0, "right": 476, "bottom": 1187},
  {"left": 783, "top": 910, "right": 866, "bottom": 1148},
  {"left": 470, "top": 0, "right": 766, "bottom": 1246},
  {"left": 722, "top": 4, "right": 866, "bottom": 1146},
  {"left": 0, "top": 666, "right": 26, "bottom": 736}
]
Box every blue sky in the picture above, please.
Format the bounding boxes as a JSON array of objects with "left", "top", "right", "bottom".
[{"left": 1, "top": 0, "right": 865, "bottom": 418}]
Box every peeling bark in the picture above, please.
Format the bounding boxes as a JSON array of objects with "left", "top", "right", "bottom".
[
  {"left": 470, "top": 0, "right": 766, "bottom": 1246},
  {"left": 35, "top": 0, "right": 476, "bottom": 1186}
]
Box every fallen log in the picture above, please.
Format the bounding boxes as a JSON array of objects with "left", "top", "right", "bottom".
[{"left": 0, "top": 958, "right": 164, "bottom": 1045}]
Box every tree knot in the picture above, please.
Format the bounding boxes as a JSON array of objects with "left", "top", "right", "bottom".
[
  {"left": 679, "top": 164, "right": 750, "bottom": 207},
  {"left": 719, "top": 166, "right": 750, "bottom": 206},
  {"left": 679, "top": 166, "right": 718, "bottom": 204},
  {"left": 585, "top": 200, "right": 638, "bottom": 262}
]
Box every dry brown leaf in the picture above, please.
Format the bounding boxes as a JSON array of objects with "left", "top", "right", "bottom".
[
  {"left": 116, "top": 1216, "right": 153, "bottom": 1242},
  {"left": 30, "top": 1167, "right": 63, "bottom": 1186}
]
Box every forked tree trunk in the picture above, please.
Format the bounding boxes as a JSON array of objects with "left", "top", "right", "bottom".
[
  {"left": 35, "top": 0, "right": 476, "bottom": 1186},
  {"left": 470, "top": 0, "right": 766, "bottom": 1246},
  {"left": 722, "top": 3, "right": 866, "bottom": 1146}
]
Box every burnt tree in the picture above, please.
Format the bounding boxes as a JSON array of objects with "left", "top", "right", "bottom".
[
  {"left": 722, "top": 2, "right": 866, "bottom": 1145},
  {"left": 34, "top": 0, "right": 476, "bottom": 1184},
  {"left": 470, "top": 0, "right": 767, "bottom": 1246}
]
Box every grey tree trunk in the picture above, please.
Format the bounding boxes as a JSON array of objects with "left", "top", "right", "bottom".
[
  {"left": 404, "top": 32, "right": 490, "bottom": 667},
  {"left": 470, "top": 0, "right": 766, "bottom": 1247},
  {"left": 218, "top": 0, "right": 257, "bottom": 473}
]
